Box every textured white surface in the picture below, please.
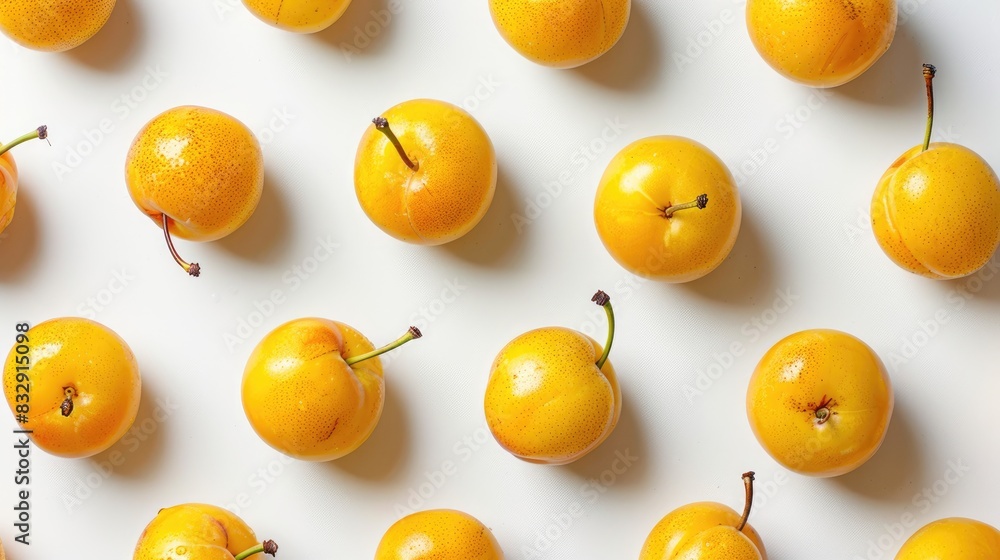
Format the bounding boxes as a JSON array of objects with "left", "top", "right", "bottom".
[{"left": 1, "top": 0, "right": 999, "bottom": 558}]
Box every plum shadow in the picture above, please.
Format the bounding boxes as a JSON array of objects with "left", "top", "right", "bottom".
[
  {"left": 66, "top": 0, "right": 144, "bottom": 73},
  {"left": 0, "top": 187, "right": 41, "bottom": 283},
  {"left": 565, "top": 385, "right": 650, "bottom": 489},
  {"left": 931, "top": 262, "right": 1000, "bottom": 304},
  {"left": 310, "top": 0, "right": 394, "bottom": 57},
  {"left": 830, "top": 400, "right": 926, "bottom": 502},
  {"left": 572, "top": 2, "right": 664, "bottom": 93},
  {"left": 217, "top": 170, "right": 293, "bottom": 266},
  {"left": 836, "top": 25, "right": 924, "bottom": 108},
  {"left": 331, "top": 382, "right": 411, "bottom": 481},
  {"left": 677, "top": 205, "right": 776, "bottom": 307},
  {"left": 90, "top": 378, "right": 168, "bottom": 478},
  {"left": 440, "top": 168, "right": 526, "bottom": 269}
]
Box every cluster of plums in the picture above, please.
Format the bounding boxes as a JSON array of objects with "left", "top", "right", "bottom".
[{"left": 2, "top": 0, "right": 999, "bottom": 558}]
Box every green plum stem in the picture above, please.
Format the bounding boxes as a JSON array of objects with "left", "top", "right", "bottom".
[
  {"left": 0, "top": 126, "right": 48, "bottom": 157},
  {"left": 662, "top": 194, "right": 708, "bottom": 218},
  {"left": 233, "top": 540, "right": 278, "bottom": 560},
  {"left": 373, "top": 117, "right": 418, "bottom": 171},
  {"left": 592, "top": 291, "right": 615, "bottom": 369},
  {"left": 345, "top": 326, "right": 422, "bottom": 366},
  {"left": 922, "top": 64, "right": 936, "bottom": 152},
  {"left": 161, "top": 214, "right": 201, "bottom": 277},
  {"left": 737, "top": 471, "right": 756, "bottom": 532}
]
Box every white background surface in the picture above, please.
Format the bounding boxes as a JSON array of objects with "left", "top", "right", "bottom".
[{"left": 1, "top": 0, "right": 999, "bottom": 558}]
